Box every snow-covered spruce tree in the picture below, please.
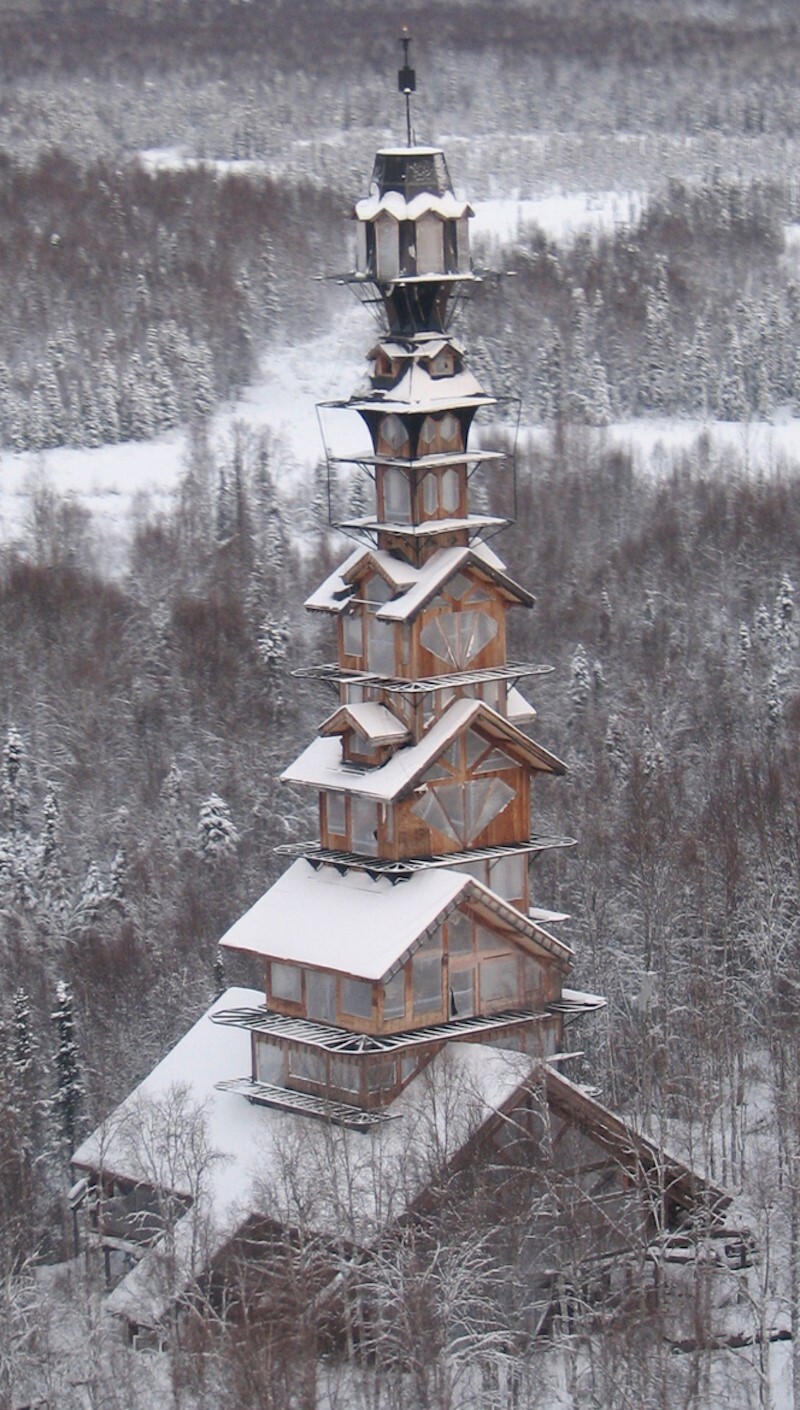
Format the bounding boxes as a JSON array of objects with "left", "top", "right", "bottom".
[
  {"left": 1, "top": 726, "right": 31, "bottom": 833},
  {"left": 257, "top": 613, "right": 290, "bottom": 673},
  {"left": 197, "top": 794, "right": 239, "bottom": 865},
  {"left": 72, "top": 860, "right": 108, "bottom": 930},
  {"left": 51, "top": 981, "right": 82, "bottom": 1154}
]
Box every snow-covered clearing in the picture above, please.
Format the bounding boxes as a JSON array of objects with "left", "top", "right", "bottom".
[
  {"left": 3, "top": 372, "right": 800, "bottom": 573},
  {"left": 470, "top": 190, "right": 645, "bottom": 250}
]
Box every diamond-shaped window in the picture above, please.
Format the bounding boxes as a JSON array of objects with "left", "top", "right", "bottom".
[
  {"left": 419, "top": 610, "right": 498, "bottom": 669},
  {"left": 411, "top": 776, "right": 515, "bottom": 846}
]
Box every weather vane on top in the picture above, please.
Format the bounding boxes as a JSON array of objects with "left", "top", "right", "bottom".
[{"left": 398, "top": 26, "right": 416, "bottom": 147}]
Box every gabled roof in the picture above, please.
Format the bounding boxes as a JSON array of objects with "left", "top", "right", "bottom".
[
  {"left": 281, "top": 696, "right": 567, "bottom": 802},
  {"left": 305, "top": 542, "right": 532, "bottom": 620},
  {"left": 320, "top": 703, "right": 411, "bottom": 747},
  {"left": 369, "top": 335, "right": 466, "bottom": 362},
  {"left": 218, "top": 859, "right": 572, "bottom": 977},
  {"left": 342, "top": 364, "right": 491, "bottom": 415}
]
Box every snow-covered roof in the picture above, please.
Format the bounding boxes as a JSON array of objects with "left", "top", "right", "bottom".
[
  {"left": 74, "top": 987, "right": 539, "bottom": 1298},
  {"left": 319, "top": 702, "right": 411, "bottom": 746},
  {"left": 355, "top": 191, "right": 473, "bottom": 223},
  {"left": 73, "top": 992, "right": 726, "bottom": 1330},
  {"left": 506, "top": 686, "right": 537, "bottom": 724},
  {"left": 377, "top": 544, "right": 532, "bottom": 623},
  {"left": 304, "top": 545, "right": 415, "bottom": 615},
  {"left": 305, "top": 541, "right": 530, "bottom": 620},
  {"left": 281, "top": 697, "right": 566, "bottom": 801},
  {"left": 342, "top": 364, "right": 491, "bottom": 415},
  {"left": 220, "top": 862, "right": 467, "bottom": 975},
  {"left": 219, "top": 860, "right": 571, "bottom": 976},
  {"left": 370, "top": 335, "right": 466, "bottom": 362}
]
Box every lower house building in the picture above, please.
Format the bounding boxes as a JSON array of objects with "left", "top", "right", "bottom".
[{"left": 72, "top": 64, "right": 745, "bottom": 1359}]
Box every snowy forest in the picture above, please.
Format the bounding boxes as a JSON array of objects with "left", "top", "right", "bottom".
[{"left": 0, "top": 0, "right": 799, "bottom": 1406}]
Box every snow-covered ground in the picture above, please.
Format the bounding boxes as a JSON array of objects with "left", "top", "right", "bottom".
[{"left": 470, "top": 191, "right": 644, "bottom": 250}]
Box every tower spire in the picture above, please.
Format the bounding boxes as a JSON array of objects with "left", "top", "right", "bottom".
[{"left": 398, "top": 26, "right": 416, "bottom": 147}]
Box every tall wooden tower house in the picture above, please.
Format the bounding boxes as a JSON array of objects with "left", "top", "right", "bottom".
[
  {"left": 209, "top": 66, "right": 596, "bottom": 1126},
  {"left": 72, "top": 39, "right": 735, "bottom": 1338}
]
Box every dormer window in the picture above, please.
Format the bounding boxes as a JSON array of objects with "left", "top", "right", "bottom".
[
  {"left": 428, "top": 348, "right": 455, "bottom": 378},
  {"left": 373, "top": 351, "right": 393, "bottom": 380}
]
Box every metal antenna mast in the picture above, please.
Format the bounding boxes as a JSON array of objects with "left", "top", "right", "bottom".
[{"left": 398, "top": 26, "right": 416, "bottom": 147}]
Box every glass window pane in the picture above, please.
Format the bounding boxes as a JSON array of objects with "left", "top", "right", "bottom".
[
  {"left": 447, "top": 572, "right": 472, "bottom": 601},
  {"left": 271, "top": 963, "right": 302, "bottom": 1003},
  {"left": 306, "top": 970, "right": 337, "bottom": 1024},
  {"left": 255, "top": 1040, "right": 283, "bottom": 1084},
  {"left": 439, "top": 412, "right": 460, "bottom": 447},
  {"left": 447, "top": 909, "right": 473, "bottom": 954},
  {"left": 383, "top": 967, "right": 406, "bottom": 1020},
  {"left": 289, "top": 1050, "right": 326, "bottom": 1084},
  {"left": 423, "top": 471, "right": 438, "bottom": 514},
  {"left": 450, "top": 967, "right": 475, "bottom": 1017},
  {"left": 351, "top": 797, "right": 378, "bottom": 854},
  {"left": 341, "top": 977, "right": 373, "bottom": 1019},
  {"left": 480, "top": 956, "right": 519, "bottom": 1004},
  {"left": 412, "top": 952, "right": 442, "bottom": 1015},
  {"left": 330, "top": 1058, "right": 360, "bottom": 1093},
  {"left": 521, "top": 955, "right": 543, "bottom": 997},
  {"left": 380, "top": 414, "right": 409, "bottom": 454},
  {"left": 411, "top": 777, "right": 515, "bottom": 847},
  {"left": 327, "top": 792, "right": 346, "bottom": 834},
  {"left": 367, "top": 615, "right": 395, "bottom": 676},
  {"left": 489, "top": 854, "right": 526, "bottom": 901},
  {"left": 419, "top": 610, "right": 498, "bottom": 669},
  {"left": 477, "top": 924, "right": 504, "bottom": 953},
  {"left": 419, "top": 415, "right": 437, "bottom": 447},
  {"left": 343, "top": 611, "right": 362, "bottom": 657},
  {"left": 441, "top": 468, "right": 460, "bottom": 513},
  {"left": 383, "top": 467, "right": 410, "bottom": 523}
]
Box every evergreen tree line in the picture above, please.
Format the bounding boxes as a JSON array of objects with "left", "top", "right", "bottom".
[
  {"left": 0, "top": 423, "right": 342, "bottom": 1264},
  {"left": 468, "top": 176, "right": 800, "bottom": 425},
  {"left": 0, "top": 152, "right": 336, "bottom": 452},
  {"left": 506, "top": 435, "right": 799, "bottom": 1189}
]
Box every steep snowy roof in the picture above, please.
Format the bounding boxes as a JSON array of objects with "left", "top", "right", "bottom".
[
  {"left": 305, "top": 541, "right": 530, "bottom": 620},
  {"left": 219, "top": 860, "right": 572, "bottom": 975},
  {"left": 281, "top": 697, "right": 566, "bottom": 802},
  {"left": 73, "top": 987, "right": 535, "bottom": 1325},
  {"left": 219, "top": 861, "right": 469, "bottom": 975},
  {"left": 342, "top": 364, "right": 491, "bottom": 415}
]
